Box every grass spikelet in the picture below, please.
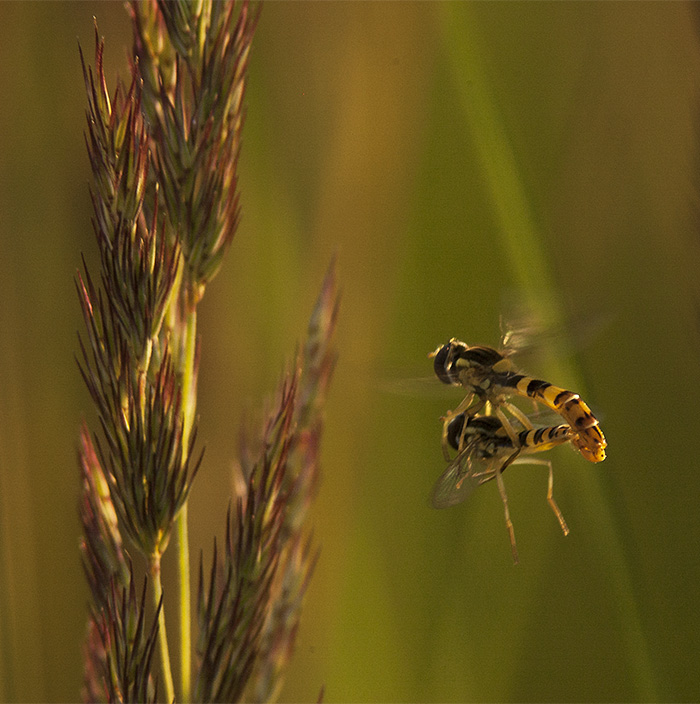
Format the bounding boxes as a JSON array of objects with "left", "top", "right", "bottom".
[
  {"left": 196, "top": 262, "right": 339, "bottom": 703},
  {"left": 130, "top": 0, "right": 259, "bottom": 300},
  {"left": 195, "top": 374, "right": 298, "bottom": 702},
  {"left": 246, "top": 259, "right": 340, "bottom": 702},
  {"left": 78, "top": 424, "right": 130, "bottom": 610},
  {"left": 77, "top": 4, "right": 337, "bottom": 701},
  {"left": 83, "top": 572, "right": 162, "bottom": 703}
]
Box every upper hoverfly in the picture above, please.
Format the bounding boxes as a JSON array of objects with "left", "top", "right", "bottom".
[
  {"left": 431, "top": 412, "right": 574, "bottom": 563},
  {"left": 430, "top": 338, "right": 606, "bottom": 464}
]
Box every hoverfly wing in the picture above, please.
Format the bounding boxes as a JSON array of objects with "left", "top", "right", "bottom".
[
  {"left": 377, "top": 375, "right": 456, "bottom": 399},
  {"left": 499, "top": 298, "right": 613, "bottom": 364},
  {"left": 430, "top": 448, "right": 487, "bottom": 509}
]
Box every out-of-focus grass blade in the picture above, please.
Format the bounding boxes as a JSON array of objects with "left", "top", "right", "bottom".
[{"left": 439, "top": 4, "right": 657, "bottom": 701}]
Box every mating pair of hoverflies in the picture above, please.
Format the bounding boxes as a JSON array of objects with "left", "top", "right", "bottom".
[{"left": 428, "top": 336, "right": 606, "bottom": 563}]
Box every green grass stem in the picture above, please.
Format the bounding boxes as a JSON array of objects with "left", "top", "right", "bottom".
[
  {"left": 176, "top": 305, "right": 197, "bottom": 702},
  {"left": 150, "top": 553, "right": 175, "bottom": 704},
  {"left": 175, "top": 504, "right": 191, "bottom": 702},
  {"left": 175, "top": 307, "right": 197, "bottom": 702}
]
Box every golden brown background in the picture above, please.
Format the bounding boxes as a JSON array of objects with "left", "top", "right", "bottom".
[{"left": 1, "top": 2, "right": 699, "bottom": 701}]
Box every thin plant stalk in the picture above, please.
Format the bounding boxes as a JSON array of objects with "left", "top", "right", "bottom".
[
  {"left": 176, "top": 505, "right": 192, "bottom": 701},
  {"left": 150, "top": 553, "right": 175, "bottom": 704},
  {"left": 175, "top": 306, "right": 198, "bottom": 702}
]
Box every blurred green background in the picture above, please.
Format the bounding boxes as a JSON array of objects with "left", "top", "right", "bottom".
[{"left": 2, "top": 2, "right": 700, "bottom": 701}]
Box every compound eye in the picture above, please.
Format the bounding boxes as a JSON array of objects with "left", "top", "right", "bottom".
[
  {"left": 432, "top": 343, "right": 453, "bottom": 384},
  {"left": 446, "top": 413, "right": 466, "bottom": 451}
]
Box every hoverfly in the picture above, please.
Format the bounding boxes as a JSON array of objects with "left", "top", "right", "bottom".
[
  {"left": 430, "top": 338, "right": 606, "bottom": 463},
  {"left": 431, "top": 412, "right": 574, "bottom": 563}
]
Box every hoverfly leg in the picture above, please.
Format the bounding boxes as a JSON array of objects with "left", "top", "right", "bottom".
[
  {"left": 440, "top": 419, "right": 453, "bottom": 461},
  {"left": 503, "top": 401, "right": 534, "bottom": 432},
  {"left": 494, "top": 405, "right": 522, "bottom": 447},
  {"left": 546, "top": 459, "right": 569, "bottom": 536},
  {"left": 440, "top": 394, "right": 483, "bottom": 460},
  {"left": 513, "top": 457, "right": 570, "bottom": 536},
  {"left": 538, "top": 458, "right": 569, "bottom": 536},
  {"left": 496, "top": 449, "right": 522, "bottom": 564}
]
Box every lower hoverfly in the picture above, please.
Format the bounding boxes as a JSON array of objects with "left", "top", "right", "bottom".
[
  {"left": 430, "top": 338, "right": 606, "bottom": 463},
  {"left": 431, "top": 413, "right": 574, "bottom": 563}
]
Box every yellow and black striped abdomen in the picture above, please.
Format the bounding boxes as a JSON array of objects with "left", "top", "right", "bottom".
[
  {"left": 517, "top": 424, "right": 574, "bottom": 454},
  {"left": 446, "top": 413, "right": 573, "bottom": 458},
  {"left": 496, "top": 372, "right": 607, "bottom": 462}
]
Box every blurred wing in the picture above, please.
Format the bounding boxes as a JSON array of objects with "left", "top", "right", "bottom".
[
  {"left": 376, "top": 375, "right": 458, "bottom": 398},
  {"left": 499, "top": 296, "right": 614, "bottom": 363},
  {"left": 499, "top": 304, "right": 556, "bottom": 361},
  {"left": 430, "top": 447, "right": 491, "bottom": 509}
]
